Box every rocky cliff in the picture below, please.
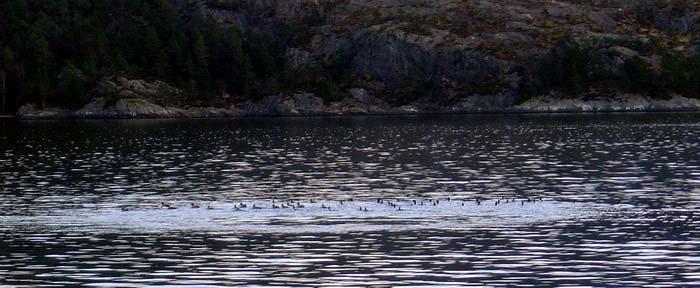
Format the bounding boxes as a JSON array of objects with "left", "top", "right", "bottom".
[
  {"left": 191, "top": 0, "right": 699, "bottom": 103},
  {"left": 16, "top": 0, "right": 700, "bottom": 118}
]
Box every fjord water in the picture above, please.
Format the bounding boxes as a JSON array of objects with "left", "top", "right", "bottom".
[{"left": 1, "top": 113, "right": 699, "bottom": 286}]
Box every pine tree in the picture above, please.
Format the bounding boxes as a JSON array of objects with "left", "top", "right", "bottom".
[
  {"left": 191, "top": 31, "right": 211, "bottom": 93},
  {"left": 241, "top": 55, "right": 257, "bottom": 97},
  {"left": 220, "top": 29, "right": 244, "bottom": 94},
  {"left": 0, "top": 47, "right": 14, "bottom": 113},
  {"left": 247, "top": 32, "right": 277, "bottom": 80},
  {"left": 148, "top": 0, "right": 179, "bottom": 39},
  {"left": 0, "top": 0, "right": 28, "bottom": 37},
  {"left": 108, "top": 52, "right": 129, "bottom": 74},
  {"left": 0, "top": 0, "right": 302, "bottom": 110},
  {"left": 82, "top": 57, "right": 98, "bottom": 82},
  {"left": 57, "top": 63, "right": 88, "bottom": 107},
  {"left": 154, "top": 51, "right": 169, "bottom": 79},
  {"left": 25, "top": 30, "right": 52, "bottom": 108},
  {"left": 144, "top": 24, "right": 164, "bottom": 78},
  {"left": 623, "top": 56, "right": 653, "bottom": 93}
]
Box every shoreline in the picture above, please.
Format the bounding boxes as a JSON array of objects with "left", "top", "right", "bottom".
[
  {"left": 9, "top": 107, "right": 700, "bottom": 121},
  {"left": 12, "top": 92, "right": 700, "bottom": 120}
]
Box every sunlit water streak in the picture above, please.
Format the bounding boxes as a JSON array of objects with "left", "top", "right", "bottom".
[
  {"left": 0, "top": 200, "right": 630, "bottom": 234},
  {"left": 1, "top": 113, "right": 700, "bottom": 286}
]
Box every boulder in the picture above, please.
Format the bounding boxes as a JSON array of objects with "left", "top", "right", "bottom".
[
  {"left": 512, "top": 93, "right": 700, "bottom": 112},
  {"left": 242, "top": 92, "right": 326, "bottom": 115},
  {"left": 105, "top": 98, "right": 174, "bottom": 117},
  {"left": 452, "top": 93, "right": 519, "bottom": 112},
  {"left": 18, "top": 98, "right": 241, "bottom": 119},
  {"left": 321, "top": 89, "right": 393, "bottom": 115},
  {"left": 74, "top": 98, "right": 108, "bottom": 117},
  {"left": 349, "top": 88, "right": 378, "bottom": 105},
  {"left": 97, "top": 76, "right": 183, "bottom": 105},
  {"left": 607, "top": 46, "right": 640, "bottom": 58},
  {"left": 588, "top": 12, "right": 618, "bottom": 32},
  {"left": 16, "top": 103, "right": 73, "bottom": 119},
  {"left": 291, "top": 92, "right": 325, "bottom": 113}
]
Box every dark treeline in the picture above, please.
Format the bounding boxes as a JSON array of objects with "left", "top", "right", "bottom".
[
  {"left": 532, "top": 40, "right": 700, "bottom": 100},
  {"left": 0, "top": 0, "right": 340, "bottom": 113}
]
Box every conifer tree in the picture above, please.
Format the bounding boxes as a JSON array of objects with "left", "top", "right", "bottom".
[{"left": 0, "top": 47, "right": 14, "bottom": 113}]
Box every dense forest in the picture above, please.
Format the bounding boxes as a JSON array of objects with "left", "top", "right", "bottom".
[
  {"left": 531, "top": 41, "right": 700, "bottom": 100},
  {"left": 0, "top": 0, "right": 337, "bottom": 113},
  {"left": 1, "top": 0, "right": 699, "bottom": 114}
]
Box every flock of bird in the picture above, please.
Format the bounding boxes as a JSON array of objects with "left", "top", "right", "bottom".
[{"left": 125, "top": 197, "right": 548, "bottom": 212}]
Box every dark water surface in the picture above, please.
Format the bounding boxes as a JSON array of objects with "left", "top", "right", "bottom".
[{"left": 1, "top": 113, "right": 699, "bottom": 287}]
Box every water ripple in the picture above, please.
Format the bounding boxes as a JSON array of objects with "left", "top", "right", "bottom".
[{"left": 1, "top": 114, "right": 699, "bottom": 286}]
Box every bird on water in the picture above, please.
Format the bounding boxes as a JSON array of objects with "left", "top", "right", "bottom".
[
  {"left": 161, "top": 202, "right": 176, "bottom": 209},
  {"left": 143, "top": 196, "right": 550, "bottom": 215}
]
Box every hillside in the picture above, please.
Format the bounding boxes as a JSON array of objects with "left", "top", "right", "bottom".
[
  {"left": 3, "top": 0, "right": 700, "bottom": 116},
  {"left": 198, "top": 0, "right": 700, "bottom": 99}
]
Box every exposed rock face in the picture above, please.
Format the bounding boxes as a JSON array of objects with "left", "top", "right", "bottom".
[
  {"left": 16, "top": 104, "right": 73, "bottom": 119},
  {"left": 450, "top": 93, "right": 520, "bottom": 112},
  {"left": 18, "top": 98, "right": 241, "bottom": 119},
  {"left": 325, "top": 88, "right": 392, "bottom": 114},
  {"left": 17, "top": 90, "right": 700, "bottom": 119},
  {"left": 514, "top": 93, "right": 700, "bottom": 112},
  {"left": 16, "top": 76, "right": 243, "bottom": 119},
  {"left": 338, "top": 31, "right": 507, "bottom": 94},
  {"left": 241, "top": 93, "right": 326, "bottom": 115},
  {"left": 96, "top": 76, "right": 183, "bottom": 105}
]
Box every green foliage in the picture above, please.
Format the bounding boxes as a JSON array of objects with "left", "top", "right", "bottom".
[
  {"left": 389, "top": 67, "right": 432, "bottom": 106},
  {"left": 0, "top": 47, "right": 14, "bottom": 113},
  {"left": 0, "top": 0, "right": 295, "bottom": 110},
  {"left": 658, "top": 53, "right": 700, "bottom": 98},
  {"left": 536, "top": 40, "right": 700, "bottom": 99},
  {"left": 313, "top": 78, "right": 342, "bottom": 102},
  {"left": 621, "top": 56, "right": 659, "bottom": 96},
  {"left": 56, "top": 63, "right": 90, "bottom": 108},
  {"left": 539, "top": 41, "right": 611, "bottom": 94}
]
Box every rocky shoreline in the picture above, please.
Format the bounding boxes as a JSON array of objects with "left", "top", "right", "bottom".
[
  {"left": 13, "top": 75, "right": 700, "bottom": 119},
  {"left": 4, "top": 1, "right": 700, "bottom": 121},
  {"left": 16, "top": 92, "right": 700, "bottom": 119}
]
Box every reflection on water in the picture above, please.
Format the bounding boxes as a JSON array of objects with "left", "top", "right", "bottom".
[
  {"left": 0, "top": 200, "right": 629, "bottom": 234},
  {"left": 1, "top": 113, "right": 700, "bottom": 286}
]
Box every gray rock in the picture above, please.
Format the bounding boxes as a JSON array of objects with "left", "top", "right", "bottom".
[
  {"left": 452, "top": 93, "right": 519, "bottom": 112},
  {"left": 323, "top": 88, "right": 392, "bottom": 114},
  {"left": 105, "top": 98, "right": 175, "bottom": 118},
  {"left": 97, "top": 76, "right": 183, "bottom": 105},
  {"left": 19, "top": 98, "right": 241, "bottom": 119},
  {"left": 242, "top": 92, "right": 326, "bottom": 115},
  {"left": 342, "top": 30, "right": 507, "bottom": 96},
  {"left": 512, "top": 93, "right": 700, "bottom": 112},
  {"left": 286, "top": 48, "right": 316, "bottom": 69},
  {"left": 17, "top": 103, "right": 73, "bottom": 119},
  {"left": 347, "top": 88, "right": 389, "bottom": 111},
  {"left": 588, "top": 12, "right": 618, "bottom": 33},
  {"left": 75, "top": 98, "right": 108, "bottom": 117},
  {"left": 291, "top": 92, "right": 325, "bottom": 113},
  {"left": 607, "top": 46, "right": 639, "bottom": 58}
]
